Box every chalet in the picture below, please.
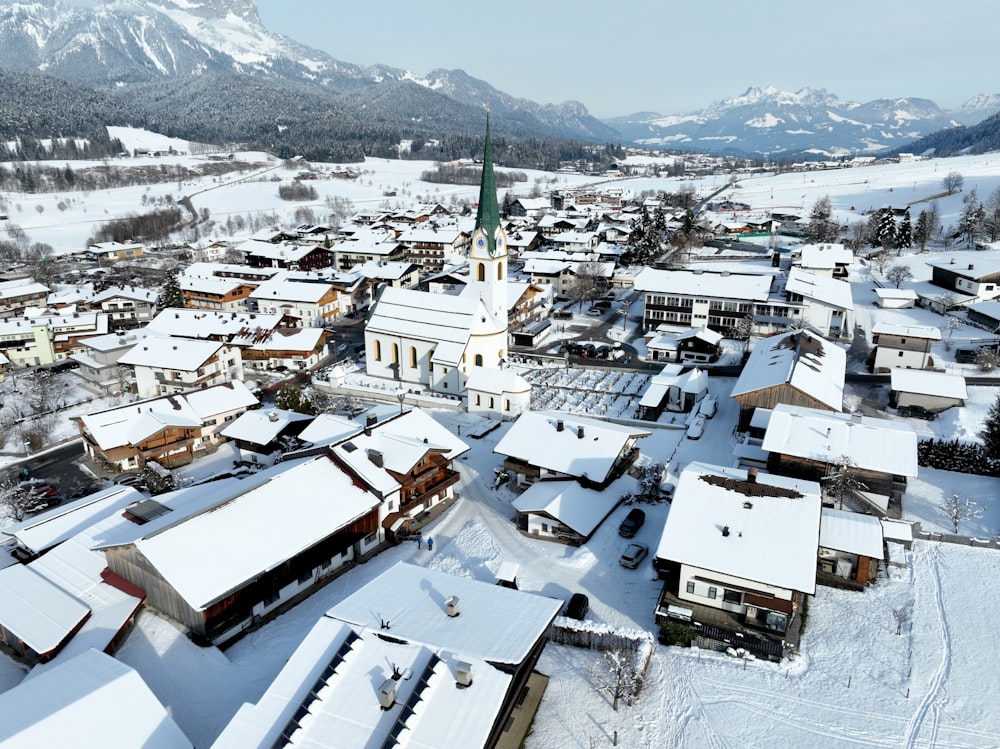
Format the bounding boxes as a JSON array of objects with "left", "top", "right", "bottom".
[
  {"left": 889, "top": 369, "right": 967, "bottom": 413},
  {"left": 507, "top": 197, "right": 551, "bottom": 217},
  {"left": 397, "top": 224, "right": 469, "bottom": 273},
  {"left": 248, "top": 275, "right": 345, "bottom": 327},
  {"left": 349, "top": 259, "right": 421, "bottom": 292},
  {"left": 731, "top": 329, "right": 845, "bottom": 431},
  {"left": 71, "top": 328, "right": 154, "bottom": 395},
  {"left": 100, "top": 455, "right": 383, "bottom": 643},
  {"left": 653, "top": 462, "right": 822, "bottom": 661},
  {"left": 87, "top": 286, "right": 158, "bottom": 328},
  {"left": 760, "top": 404, "right": 918, "bottom": 516},
  {"left": 85, "top": 241, "right": 144, "bottom": 263},
  {"left": 928, "top": 259, "right": 1000, "bottom": 303},
  {"left": 637, "top": 364, "right": 708, "bottom": 420},
  {"left": 512, "top": 479, "right": 622, "bottom": 545},
  {"left": 550, "top": 230, "right": 599, "bottom": 252},
  {"left": 523, "top": 258, "right": 574, "bottom": 299},
  {"left": 0, "top": 649, "right": 191, "bottom": 747},
  {"left": 506, "top": 229, "right": 543, "bottom": 255},
  {"left": 185, "top": 239, "right": 231, "bottom": 263},
  {"left": 494, "top": 410, "right": 650, "bottom": 489},
  {"left": 179, "top": 275, "right": 255, "bottom": 312},
  {"left": 220, "top": 408, "right": 313, "bottom": 465},
  {"left": 240, "top": 326, "right": 330, "bottom": 372},
  {"left": 240, "top": 239, "right": 333, "bottom": 271},
  {"left": 119, "top": 335, "right": 243, "bottom": 398},
  {"left": 331, "top": 229, "right": 407, "bottom": 272},
  {"left": 870, "top": 322, "right": 940, "bottom": 372},
  {"left": 508, "top": 280, "right": 552, "bottom": 330},
  {"left": 817, "top": 508, "right": 885, "bottom": 588},
  {"left": 0, "top": 278, "right": 49, "bottom": 319},
  {"left": 212, "top": 563, "right": 560, "bottom": 749},
  {"left": 74, "top": 381, "right": 258, "bottom": 471},
  {"left": 646, "top": 327, "right": 723, "bottom": 364}
]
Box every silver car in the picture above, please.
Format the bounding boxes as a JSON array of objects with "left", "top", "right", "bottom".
[{"left": 619, "top": 542, "right": 648, "bottom": 569}]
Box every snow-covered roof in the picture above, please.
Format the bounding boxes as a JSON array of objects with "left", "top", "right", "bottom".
[
  {"left": 135, "top": 456, "right": 379, "bottom": 610},
  {"left": 0, "top": 648, "right": 190, "bottom": 748},
  {"left": 326, "top": 562, "right": 563, "bottom": 666},
  {"left": 2, "top": 485, "right": 143, "bottom": 555},
  {"left": 761, "top": 404, "right": 919, "bottom": 478},
  {"left": 654, "top": 462, "right": 822, "bottom": 594},
  {"left": 213, "top": 617, "right": 510, "bottom": 749},
  {"left": 494, "top": 410, "right": 650, "bottom": 483},
  {"left": 512, "top": 480, "right": 620, "bottom": 537},
  {"left": 927, "top": 258, "right": 1000, "bottom": 279},
  {"left": 297, "top": 413, "right": 362, "bottom": 446},
  {"left": 0, "top": 280, "right": 49, "bottom": 300},
  {"left": 873, "top": 287, "right": 918, "bottom": 301},
  {"left": 89, "top": 286, "right": 158, "bottom": 304},
  {"left": 350, "top": 259, "right": 418, "bottom": 280},
  {"left": 75, "top": 327, "right": 153, "bottom": 353},
  {"left": 79, "top": 381, "right": 258, "bottom": 451},
  {"left": 522, "top": 258, "right": 571, "bottom": 275},
  {"left": 465, "top": 366, "right": 532, "bottom": 395},
  {"left": 785, "top": 267, "right": 853, "bottom": 310},
  {"left": 147, "top": 308, "right": 284, "bottom": 341},
  {"left": 819, "top": 507, "right": 884, "bottom": 558},
  {"left": 872, "top": 322, "right": 942, "bottom": 340},
  {"left": 966, "top": 300, "right": 1000, "bottom": 320},
  {"left": 732, "top": 329, "right": 845, "bottom": 412},
  {"left": 890, "top": 368, "right": 967, "bottom": 400},
  {"left": 634, "top": 267, "right": 774, "bottom": 301},
  {"left": 0, "top": 564, "right": 90, "bottom": 655},
  {"left": 798, "top": 243, "right": 852, "bottom": 268},
  {"left": 249, "top": 277, "right": 336, "bottom": 303},
  {"left": 365, "top": 286, "right": 479, "bottom": 363},
  {"left": 220, "top": 408, "right": 313, "bottom": 445},
  {"left": 119, "top": 334, "right": 226, "bottom": 370}
]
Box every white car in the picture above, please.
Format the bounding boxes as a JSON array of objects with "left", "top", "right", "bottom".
[
  {"left": 686, "top": 414, "right": 707, "bottom": 440},
  {"left": 698, "top": 395, "right": 718, "bottom": 419}
]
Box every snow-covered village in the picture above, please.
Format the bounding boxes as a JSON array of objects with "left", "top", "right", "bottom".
[{"left": 2, "top": 3, "right": 1000, "bottom": 747}]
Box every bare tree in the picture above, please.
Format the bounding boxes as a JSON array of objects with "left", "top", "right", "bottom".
[
  {"left": 975, "top": 347, "right": 1000, "bottom": 372},
  {"left": 892, "top": 604, "right": 912, "bottom": 635},
  {"left": 0, "top": 477, "right": 33, "bottom": 523},
  {"left": 885, "top": 265, "right": 914, "bottom": 288},
  {"left": 943, "top": 171, "right": 965, "bottom": 195},
  {"left": 941, "top": 494, "right": 984, "bottom": 534},
  {"left": 590, "top": 649, "right": 641, "bottom": 711},
  {"left": 567, "top": 262, "right": 602, "bottom": 311},
  {"left": 822, "top": 455, "right": 868, "bottom": 507}
]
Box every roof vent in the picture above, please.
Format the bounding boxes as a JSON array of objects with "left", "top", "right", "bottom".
[
  {"left": 268, "top": 411, "right": 279, "bottom": 422},
  {"left": 456, "top": 661, "right": 473, "bottom": 688},
  {"left": 369, "top": 449, "right": 384, "bottom": 467},
  {"left": 722, "top": 525, "right": 730, "bottom": 537},
  {"left": 379, "top": 678, "right": 397, "bottom": 710},
  {"left": 577, "top": 426, "right": 585, "bottom": 439},
  {"left": 445, "top": 596, "right": 460, "bottom": 617},
  {"left": 556, "top": 419, "right": 564, "bottom": 432},
  {"left": 743, "top": 501, "right": 753, "bottom": 510}
]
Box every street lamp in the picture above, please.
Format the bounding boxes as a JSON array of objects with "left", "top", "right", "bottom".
[{"left": 396, "top": 388, "right": 407, "bottom": 416}]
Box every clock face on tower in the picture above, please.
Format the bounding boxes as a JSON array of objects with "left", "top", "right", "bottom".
[
  {"left": 475, "top": 234, "right": 487, "bottom": 252},
  {"left": 494, "top": 233, "right": 504, "bottom": 256}
]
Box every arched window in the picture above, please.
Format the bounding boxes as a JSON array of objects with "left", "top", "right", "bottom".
[
  {"left": 391, "top": 343, "right": 399, "bottom": 365},
  {"left": 497, "top": 263, "right": 503, "bottom": 281},
  {"left": 505, "top": 399, "right": 510, "bottom": 411},
  {"left": 477, "top": 264, "right": 485, "bottom": 282},
  {"left": 409, "top": 346, "right": 417, "bottom": 368},
  {"left": 374, "top": 340, "right": 382, "bottom": 361},
  {"left": 489, "top": 397, "right": 495, "bottom": 409},
  {"left": 474, "top": 354, "right": 483, "bottom": 367},
  {"left": 475, "top": 394, "right": 481, "bottom": 405}
]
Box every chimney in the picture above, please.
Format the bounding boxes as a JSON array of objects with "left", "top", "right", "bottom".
[
  {"left": 851, "top": 412, "right": 862, "bottom": 423},
  {"left": 722, "top": 525, "right": 730, "bottom": 537},
  {"left": 445, "top": 596, "right": 460, "bottom": 617},
  {"left": 366, "top": 414, "right": 378, "bottom": 428},
  {"left": 969, "top": 263, "right": 975, "bottom": 270},
  {"left": 369, "top": 449, "right": 384, "bottom": 467},
  {"left": 556, "top": 419, "right": 564, "bottom": 432},
  {"left": 379, "top": 678, "right": 397, "bottom": 710},
  {"left": 577, "top": 426, "right": 585, "bottom": 439},
  {"left": 455, "top": 661, "right": 473, "bottom": 688},
  {"left": 268, "top": 411, "right": 279, "bottom": 422},
  {"left": 747, "top": 467, "right": 757, "bottom": 483}
]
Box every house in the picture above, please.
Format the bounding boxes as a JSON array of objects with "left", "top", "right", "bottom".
[
  {"left": 870, "top": 322, "right": 941, "bottom": 372},
  {"left": 179, "top": 274, "right": 255, "bottom": 312},
  {"left": 523, "top": 258, "right": 574, "bottom": 299},
  {"left": 0, "top": 649, "right": 191, "bottom": 748},
  {"left": 85, "top": 241, "right": 145, "bottom": 263},
  {"left": 783, "top": 268, "right": 852, "bottom": 338},
  {"left": 731, "top": 329, "right": 846, "bottom": 430},
  {"left": 507, "top": 197, "right": 551, "bottom": 217},
  {"left": 760, "top": 403, "right": 918, "bottom": 516},
  {"left": 817, "top": 507, "right": 885, "bottom": 588},
  {"left": 646, "top": 327, "right": 723, "bottom": 364},
  {"left": 928, "top": 259, "right": 1000, "bottom": 303},
  {"left": 795, "top": 243, "right": 852, "bottom": 278},
  {"left": 0, "top": 563, "right": 92, "bottom": 662},
  {"left": 213, "top": 563, "right": 561, "bottom": 749},
  {"left": 637, "top": 364, "right": 708, "bottom": 420},
  {"left": 652, "top": 463, "right": 822, "bottom": 660},
  {"left": 873, "top": 287, "right": 918, "bottom": 309},
  {"left": 494, "top": 410, "right": 650, "bottom": 488},
  {"left": 0, "top": 309, "right": 109, "bottom": 366},
  {"left": 512, "top": 479, "right": 622, "bottom": 545},
  {"left": 74, "top": 381, "right": 258, "bottom": 472},
  {"left": 397, "top": 223, "right": 470, "bottom": 272},
  {"left": 87, "top": 286, "right": 158, "bottom": 328},
  {"left": 889, "top": 369, "right": 967, "bottom": 413},
  {"left": 0, "top": 278, "right": 50, "bottom": 319},
  {"left": 100, "top": 455, "right": 383, "bottom": 643},
  {"left": 248, "top": 275, "right": 346, "bottom": 327},
  {"left": 964, "top": 300, "right": 1000, "bottom": 330},
  {"left": 331, "top": 229, "right": 407, "bottom": 272},
  {"left": 240, "top": 239, "right": 333, "bottom": 271},
  {"left": 119, "top": 335, "right": 244, "bottom": 398},
  {"left": 466, "top": 367, "right": 532, "bottom": 420},
  {"left": 220, "top": 408, "right": 314, "bottom": 465}
]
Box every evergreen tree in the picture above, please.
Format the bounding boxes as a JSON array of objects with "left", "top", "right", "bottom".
[
  {"left": 805, "top": 195, "right": 838, "bottom": 243},
  {"left": 159, "top": 273, "right": 184, "bottom": 309},
  {"left": 897, "top": 208, "right": 912, "bottom": 249},
  {"left": 275, "top": 383, "right": 314, "bottom": 414},
  {"left": 980, "top": 395, "right": 1000, "bottom": 458}
]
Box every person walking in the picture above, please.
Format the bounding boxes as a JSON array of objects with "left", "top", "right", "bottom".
[
  {"left": 416, "top": 534, "right": 423, "bottom": 550},
  {"left": 427, "top": 537, "right": 434, "bottom": 552}
]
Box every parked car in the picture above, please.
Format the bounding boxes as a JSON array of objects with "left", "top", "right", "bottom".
[
  {"left": 698, "top": 395, "right": 719, "bottom": 419},
  {"left": 618, "top": 507, "right": 646, "bottom": 538},
  {"left": 595, "top": 345, "right": 612, "bottom": 359},
  {"left": 553, "top": 308, "right": 573, "bottom": 320},
  {"left": 593, "top": 299, "right": 612, "bottom": 309},
  {"left": 686, "top": 414, "right": 707, "bottom": 440},
  {"left": 565, "top": 592, "right": 590, "bottom": 620},
  {"left": 114, "top": 473, "right": 147, "bottom": 489},
  {"left": 586, "top": 306, "right": 604, "bottom": 316},
  {"left": 898, "top": 405, "right": 936, "bottom": 420},
  {"left": 619, "top": 542, "right": 649, "bottom": 569}
]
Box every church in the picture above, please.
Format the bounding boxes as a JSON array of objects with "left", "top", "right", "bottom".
[{"left": 363, "top": 117, "right": 532, "bottom": 418}]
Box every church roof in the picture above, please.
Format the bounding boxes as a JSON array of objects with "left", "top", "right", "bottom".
[{"left": 474, "top": 113, "right": 501, "bottom": 245}]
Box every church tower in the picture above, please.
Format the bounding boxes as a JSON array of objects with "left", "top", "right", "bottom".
[{"left": 468, "top": 113, "right": 509, "bottom": 331}]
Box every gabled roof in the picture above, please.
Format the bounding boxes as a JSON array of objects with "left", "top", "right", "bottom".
[
  {"left": 798, "top": 243, "right": 852, "bottom": 268},
  {"left": 654, "top": 462, "right": 821, "bottom": 594},
  {"left": 785, "top": 267, "right": 853, "bottom": 310},
  {"left": 512, "top": 480, "right": 620, "bottom": 537},
  {"left": 0, "top": 564, "right": 90, "bottom": 655},
  {"left": 220, "top": 408, "right": 313, "bottom": 445},
  {"left": 119, "top": 335, "right": 226, "bottom": 370},
  {"left": 0, "top": 649, "right": 190, "bottom": 748},
  {"left": 365, "top": 286, "right": 478, "bottom": 363},
  {"left": 819, "top": 507, "right": 884, "bottom": 558},
  {"left": 890, "top": 368, "right": 967, "bottom": 400},
  {"left": 89, "top": 286, "right": 158, "bottom": 305},
  {"left": 634, "top": 267, "right": 775, "bottom": 300},
  {"left": 732, "top": 329, "right": 845, "bottom": 412},
  {"left": 761, "top": 404, "right": 918, "bottom": 477},
  {"left": 494, "top": 410, "right": 650, "bottom": 483},
  {"left": 872, "top": 322, "right": 942, "bottom": 340},
  {"left": 248, "top": 277, "right": 337, "bottom": 304},
  {"left": 326, "top": 562, "right": 562, "bottom": 666}
]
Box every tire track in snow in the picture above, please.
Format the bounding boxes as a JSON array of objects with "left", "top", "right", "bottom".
[{"left": 901, "top": 546, "right": 951, "bottom": 749}]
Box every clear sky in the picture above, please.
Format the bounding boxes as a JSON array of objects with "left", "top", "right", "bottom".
[{"left": 254, "top": 0, "right": 998, "bottom": 119}]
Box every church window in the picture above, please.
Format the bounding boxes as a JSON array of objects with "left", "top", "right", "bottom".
[
  {"left": 475, "top": 394, "right": 481, "bottom": 405},
  {"left": 391, "top": 343, "right": 399, "bottom": 365},
  {"left": 409, "top": 346, "right": 417, "bottom": 368},
  {"left": 505, "top": 399, "right": 510, "bottom": 411},
  {"left": 478, "top": 264, "right": 485, "bottom": 282},
  {"left": 474, "top": 354, "right": 483, "bottom": 366},
  {"left": 498, "top": 263, "right": 503, "bottom": 281},
  {"left": 374, "top": 340, "right": 382, "bottom": 361},
  {"left": 489, "top": 397, "right": 495, "bottom": 408}
]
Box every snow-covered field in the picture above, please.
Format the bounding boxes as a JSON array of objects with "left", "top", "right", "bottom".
[{"left": 3, "top": 136, "right": 1000, "bottom": 745}]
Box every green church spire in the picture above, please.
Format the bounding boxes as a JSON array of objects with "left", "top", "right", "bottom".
[{"left": 474, "top": 112, "right": 501, "bottom": 253}]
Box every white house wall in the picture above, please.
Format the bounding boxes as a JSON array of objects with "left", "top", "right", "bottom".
[{"left": 677, "top": 563, "right": 794, "bottom": 616}]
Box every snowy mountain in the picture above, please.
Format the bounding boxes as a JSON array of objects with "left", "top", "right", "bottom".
[
  {"left": 605, "top": 85, "right": 1000, "bottom": 157},
  {"left": 0, "top": 0, "right": 615, "bottom": 143}
]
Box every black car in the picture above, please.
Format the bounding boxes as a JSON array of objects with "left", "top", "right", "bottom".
[
  {"left": 618, "top": 507, "right": 646, "bottom": 537},
  {"left": 898, "top": 405, "right": 936, "bottom": 420},
  {"left": 565, "top": 592, "right": 589, "bottom": 620}
]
